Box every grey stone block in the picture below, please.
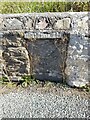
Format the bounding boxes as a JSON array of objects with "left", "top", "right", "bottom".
[
  {"left": 26, "top": 37, "right": 68, "bottom": 82},
  {"left": 3, "top": 18, "right": 23, "bottom": 30},
  {"left": 65, "top": 35, "right": 89, "bottom": 87},
  {"left": 54, "top": 18, "right": 71, "bottom": 30}
]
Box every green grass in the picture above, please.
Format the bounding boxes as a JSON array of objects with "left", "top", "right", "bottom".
[{"left": 0, "top": 2, "right": 89, "bottom": 14}]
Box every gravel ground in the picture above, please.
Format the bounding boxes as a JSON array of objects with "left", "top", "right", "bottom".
[{"left": 0, "top": 84, "right": 89, "bottom": 119}]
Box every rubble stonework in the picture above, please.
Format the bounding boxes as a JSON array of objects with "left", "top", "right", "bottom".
[{"left": 0, "top": 12, "right": 89, "bottom": 87}]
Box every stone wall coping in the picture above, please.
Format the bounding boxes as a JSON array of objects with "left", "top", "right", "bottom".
[
  {"left": 0, "top": 12, "right": 89, "bottom": 37},
  {"left": 0, "top": 12, "right": 88, "bottom": 17}
]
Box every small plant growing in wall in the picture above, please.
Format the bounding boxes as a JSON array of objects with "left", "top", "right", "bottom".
[
  {"left": 21, "top": 75, "right": 38, "bottom": 88},
  {"left": 80, "top": 85, "right": 90, "bottom": 93},
  {"left": 0, "top": 76, "right": 9, "bottom": 84},
  {"left": 0, "top": 76, "right": 15, "bottom": 88}
]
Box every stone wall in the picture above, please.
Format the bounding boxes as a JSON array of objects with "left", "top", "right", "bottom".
[{"left": 0, "top": 12, "right": 89, "bottom": 87}]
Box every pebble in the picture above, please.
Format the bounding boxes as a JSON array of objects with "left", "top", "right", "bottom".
[{"left": 0, "top": 87, "right": 89, "bottom": 119}]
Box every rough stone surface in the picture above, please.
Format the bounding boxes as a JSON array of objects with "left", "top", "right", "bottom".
[
  {"left": 0, "top": 17, "right": 3, "bottom": 31},
  {"left": 65, "top": 35, "right": 89, "bottom": 87},
  {"left": 0, "top": 12, "right": 89, "bottom": 87},
  {"left": 54, "top": 18, "right": 71, "bottom": 30},
  {"left": 3, "top": 18, "right": 23, "bottom": 30},
  {"left": 36, "top": 17, "right": 48, "bottom": 29},
  {"left": 25, "top": 19, "right": 33, "bottom": 29},
  {"left": 24, "top": 30, "right": 66, "bottom": 39},
  {"left": 27, "top": 37, "right": 68, "bottom": 82},
  {"left": 1, "top": 32, "right": 69, "bottom": 82},
  {"left": 3, "top": 47, "right": 30, "bottom": 76},
  {"left": 0, "top": 48, "right": 3, "bottom": 78},
  {"left": 1, "top": 33, "right": 30, "bottom": 79}
]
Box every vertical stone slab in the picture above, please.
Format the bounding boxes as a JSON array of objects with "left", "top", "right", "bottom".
[
  {"left": 65, "top": 12, "right": 89, "bottom": 87},
  {"left": 65, "top": 34, "right": 89, "bottom": 87},
  {"left": 26, "top": 33, "right": 69, "bottom": 82}
]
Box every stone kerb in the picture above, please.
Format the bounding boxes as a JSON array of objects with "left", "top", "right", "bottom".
[{"left": 0, "top": 12, "right": 89, "bottom": 87}]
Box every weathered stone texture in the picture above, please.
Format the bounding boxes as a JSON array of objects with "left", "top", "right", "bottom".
[
  {"left": 2, "top": 33, "right": 22, "bottom": 47},
  {"left": 35, "top": 17, "right": 49, "bottom": 29},
  {"left": 3, "top": 18, "right": 23, "bottom": 30},
  {"left": 0, "top": 13, "right": 72, "bottom": 31},
  {"left": 0, "top": 12, "right": 89, "bottom": 87},
  {"left": 27, "top": 37, "right": 68, "bottom": 82},
  {"left": 3, "top": 47, "right": 30, "bottom": 76},
  {"left": 0, "top": 17, "right": 3, "bottom": 31},
  {"left": 1, "top": 33, "right": 30, "bottom": 79},
  {"left": 1, "top": 32, "right": 69, "bottom": 82},
  {"left": 54, "top": 18, "right": 71, "bottom": 30},
  {"left": 65, "top": 35, "right": 89, "bottom": 87},
  {"left": 0, "top": 47, "right": 3, "bottom": 78},
  {"left": 25, "top": 19, "right": 33, "bottom": 29}
]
